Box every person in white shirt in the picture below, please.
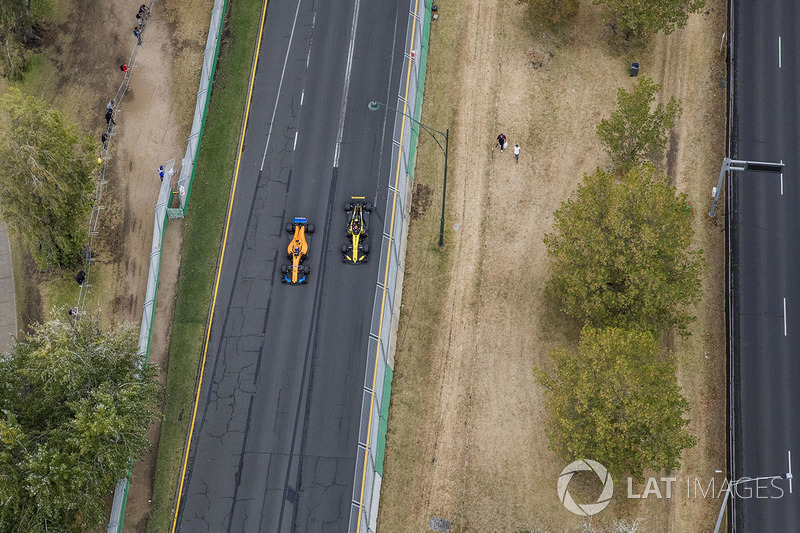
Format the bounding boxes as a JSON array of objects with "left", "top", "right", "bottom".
[{"left": 514, "top": 144, "right": 520, "bottom": 163}]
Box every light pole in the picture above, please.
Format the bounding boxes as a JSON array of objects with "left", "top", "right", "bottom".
[
  {"left": 368, "top": 100, "right": 449, "bottom": 247},
  {"left": 713, "top": 471, "right": 792, "bottom": 533},
  {"left": 709, "top": 157, "right": 784, "bottom": 217}
]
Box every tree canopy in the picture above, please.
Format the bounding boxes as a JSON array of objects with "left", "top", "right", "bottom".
[
  {"left": 597, "top": 77, "right": 681, "bottom": 173},
  {"left": 0, "top": 88, "right": 95, "bottom": 269},
  {"left": 543, "top": 164, "right": 703, "bottom": 334},
  {"left": 0, "top": 0, "right": 34, "bottom": 80},
  {"left": 0, "top": 318, "right": 160, "bottom": 533},
  {"left": 536, "top": 327, "right": 696, "bottom": 480},
  {"left": 594, "top": 0, "right": 705, "bottom": 38}
]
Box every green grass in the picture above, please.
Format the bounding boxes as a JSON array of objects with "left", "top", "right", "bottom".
[{"left": 146, "top": 0, "right": 265, "bottom": 531}]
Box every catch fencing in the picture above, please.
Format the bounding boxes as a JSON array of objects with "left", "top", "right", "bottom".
[{"left": 348, "top": 1, "right": 433, "bottom": 532}]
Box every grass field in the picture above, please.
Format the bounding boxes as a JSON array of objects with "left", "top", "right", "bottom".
[
  {"left": 378, "top": 1, "right": 727, "bottom": 531},
  {"left": 146, "top": 0, "right": 265, "bottom": 530}
]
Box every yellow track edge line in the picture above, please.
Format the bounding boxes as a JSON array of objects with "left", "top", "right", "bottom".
[
  {"left": 169, "top": 1, "right": 270, "bottom": 531},
  {"left": 356, "top": 0, "right": 421, "bottom": 530}
]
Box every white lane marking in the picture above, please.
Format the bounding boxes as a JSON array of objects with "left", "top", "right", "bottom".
[
  {"left": 293, "top": 131, "right": 298, "bottom": 150},
  {"left": 784, "top": 297, "right": 788, "bottom": 336},
  {"left": 781, "top": 159, "right": 784, "bottom": 195},
  {"left": 300, "top": 90, "right": 304, "bottom": 106},
  {"left": 332, "top": 0, "right": 362, "bottom": 168},
  {"left": 779, "top": 36, "right": 782, "bottom": 68},
  {"left": 260, "top": 0, "right": 304, "bottom": 172},
  {"left": 789, "top": 450, "right": 794, "bottom": 494}
]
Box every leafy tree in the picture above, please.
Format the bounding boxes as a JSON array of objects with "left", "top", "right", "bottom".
[
  {"left": 597, "top": 77, "right": 681, "bottom": 173},
  {"left": 594, "top": 0, "right": 705, "bottom": 38},
  {"left": 518, "top": 0, "right": 579, "bottom": 26},
  {"left": 0, "top": 0, "right": 34, "bottom": 80},
  {"left": 543, "top": 164, "right": 703, "bottom": 334},
  {"left": 536, "top": 327, "right": 696, "bottom": 481},
  {"left": 0, "top": 318, "right": 160, "bottom": 533},
  {"left": 0, "top": 88, "right": 95, "bottom": 269}
]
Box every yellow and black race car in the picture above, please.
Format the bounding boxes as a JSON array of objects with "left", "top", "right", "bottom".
[
  {"left": 342, "top": 197, "right": 371, "bottom": 264},
  {"left": 281, "top": 217, "right": 314, "bottom": 284}
]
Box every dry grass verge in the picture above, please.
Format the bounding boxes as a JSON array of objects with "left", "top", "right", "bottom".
[{"left": 378, "top": 0, "right": 726, "bottom": 531}]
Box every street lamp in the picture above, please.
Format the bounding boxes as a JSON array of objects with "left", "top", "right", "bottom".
[
  {"left": 713, "top": 472, "right": 792, "bottom": 533},
  {"left": 368, "top": 100, "right": 449, "bottom": 247}
]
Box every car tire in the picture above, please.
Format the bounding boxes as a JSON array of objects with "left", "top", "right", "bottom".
[
  {"left": 362, "top": 255, "right": 369, "bottom": 263},
  {"left": 307, "top": 223, "right": 315, "bottom": 234},
  {"left": 344, "top": 202, "right": 352, "bottom": 212},
  {"left": 286, "top": 223, "right": 294, "bottom": 233},
  {"left": 363, "top": 244, "right": 370, "bottom": 254},
  {"left": 365, "top": 203, "right": 372, "bottom": 212},
  {"left": 341, "top": 244, "right": 348, "bottom": 254},
  {"left": 280, "top": 265, "right": 287, "bottom": 274}
]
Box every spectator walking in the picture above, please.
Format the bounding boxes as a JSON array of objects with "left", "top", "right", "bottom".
[
  {"left": 496, "top": 133, "right": 507, "bottom": 152},
  {"left": 158, "top": 165, "right": 165, "bottom": 182},
  {"left": 133, "top": 27, "right": 142, "bottom": 45},
  {"left": 139, "top": 4, "right": 150, "bottom": 19},
  {"left": 106, "top": 100, "right": 115, "bottom": 112},
  {"left": 120, "top": 64, "right": 128, "bottom": 73},
  {"left": 136, "top": 12, "right": 144, "bottom": 26},
  {"left": 514, "top": 144, "right": 520, "bottom": 163},
  {"left": 105, "top": 109, "right": 116, "bottom": 126},
  {"left": 101, "top": 132, "right": 108, "bottom": 149}
]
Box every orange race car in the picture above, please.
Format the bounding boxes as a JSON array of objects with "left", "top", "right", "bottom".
[
  {"left": 342, "top": 197, "right": 371, "bottom": 264},
  {"left": 281, "top": 217, "right": 314, "bottom": 284}
]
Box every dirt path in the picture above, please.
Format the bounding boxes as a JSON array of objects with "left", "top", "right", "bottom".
[{"left": 379, "top": 0, "right": 726, "bottom": 531}]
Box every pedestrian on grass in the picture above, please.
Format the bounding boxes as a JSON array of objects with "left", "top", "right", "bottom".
[
  {"left": 497, "top": 133, "right": 507, "bottom": 152},
  {"left": 105, "top": 109, "right": 116, "bottom": 126},
  {"left": 514, "top": 144, "right": 520, "bottom": 163},
  {"left": 133, "top": 27, "right": 142, "bottom": 45}
]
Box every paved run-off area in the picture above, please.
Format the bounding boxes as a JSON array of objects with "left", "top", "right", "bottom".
[{"left": 378, "top": 0, "right": 727, "bottom": 531}]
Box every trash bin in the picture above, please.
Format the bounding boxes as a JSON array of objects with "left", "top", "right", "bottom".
[{"left": 630, "top": 62, "right": 640, "bottom": 77}]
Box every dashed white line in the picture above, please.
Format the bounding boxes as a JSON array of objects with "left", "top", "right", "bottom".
[
  {"left": 293, "top": 131, "right": 298, "bottom": 151},
  {"left": 779, "top": 36, "right": 782, "bottom": 68},
  {"left": 784, "top": 297, "right": 787, "bottom": 336},
  {"left": 300, "top": 90, "right": 304, "bottom": 106},
  {"left": 259, "top": 0, "right": 304, "bottom": 172}
]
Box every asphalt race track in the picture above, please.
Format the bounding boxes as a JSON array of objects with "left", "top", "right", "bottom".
[
  {"left": 173, "top": 1, "right": 409, "bottom": 531},
  {"left": 731, "top": 0, "right": 800, "bottom": 529}
]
